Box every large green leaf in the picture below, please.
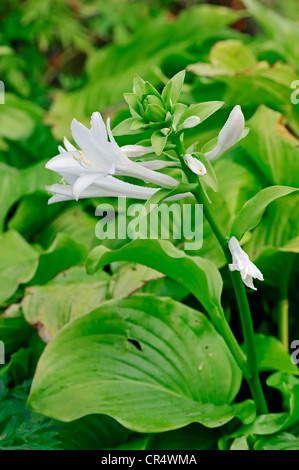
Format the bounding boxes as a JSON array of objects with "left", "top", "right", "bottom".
[
  {"left": 0, "top": 93, "right": 43, "bottom": 141},
  {"left": 22, "top": 282, "right": 108, "bottom": 342},
  {"left": 28, "top": 295, "right": 253, "bottom": 432},
  {"left": 29, "top": 233, "right": 86, "bottom": 285},
  {"left": 22, "top": 263, "right": 166, "bottom": 340},
  {"left": 188, "top": 40, "right": 257, "bottom": 77},
  {"left": 230, "top": 186, "right": 299, "bottom": 239},
  {"left": 86, "top": 239, "right": 223, "bottom": 318},
  {"left": 0, "top": 160, "right": 58, "bottom": 231},
  {"left": 0, "top": 231, "right": 39, "bottom": 306},
  {"left": 240, "top": 106, "right": 299, "bottom": 187}
]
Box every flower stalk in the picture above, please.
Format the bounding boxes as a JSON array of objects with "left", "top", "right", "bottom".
[{"left": 173, "top": 133, "right": 269, "bottom": 414}]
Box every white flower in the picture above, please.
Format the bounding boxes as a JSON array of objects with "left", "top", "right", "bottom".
[
  {"left": 205, "top": 105, "right": 245, "bottom": 162},
  {"left": 46, "top": 177, "right": 160, "bottom": 205},
  {"left": 46, "top": 112, "right": 178, "bottom": 202},
  {"left": 228, "top": 236, "right": 264, "bottom": 290},
  {"left": 178, "top": 115, "right": 200, "bottom": 131},
  {"left": 184, "top": 154, "right": 206, "bottom": 176}
]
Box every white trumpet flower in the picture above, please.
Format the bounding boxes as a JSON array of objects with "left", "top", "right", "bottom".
[
  {"left": 46, "top": 177, "right": 161, "bottom": 205},
  {"left": 228, "top": 237, "right": 264, "bottom": 290},
  {"left": 205, "top": 105, "right": 245, "bottom": 162},
  {"left": 184, "top": 154, "right": 206, "bottom": 176},
  {"left": 46, "top": 112, "right": 178, "bottom": 202}
]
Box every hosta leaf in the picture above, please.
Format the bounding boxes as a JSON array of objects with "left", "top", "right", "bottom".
[
  {"left": 22, "top": 282, "right": 108, "bottom": 342},
  {"left": 177, "top": 101, "right": 224, "bottom": 127},
  {"left": 230, "top": 186, "right": 299, "bottom": 239},
  {"left": 146, "top": 423, "right": 219, "bottom": 450},
  {"left": 232, "top": 373, "right": 299, "bottom": 438},
  {"left": 254, "top": 433, "right": 299, "bottom": 451},
  {"left": 28, "top": 295, "right": 253, "bottom": 431},
  {"left": 0, "top": 160, "right": 58, "bottom": 231},
  {"left": 0, "top": 93, "right": 43, "bottom": 141},
  {"left": 0, "top": 317, "right": 33, "bottom": 355},
  {"left": 240, "top": 106, "right": 299, "bottom": 187},
  {"left": 188, "top": 40, "right": 257, "bottom": 77},
  {"left": 0, "top": 231, "right": 39, "bottom": 306},
  {"left": 248, "top": 335, "right": 298, "bottom": 375},
  {"left": 86, "top": 238, "right": 223, "bottom": 317},
  {"left": 29, "top": 233, "right": 86, "bottom": 285}
]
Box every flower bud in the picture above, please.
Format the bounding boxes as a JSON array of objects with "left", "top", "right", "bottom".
[
  {"left": 184, "top": 154, "right": 206, "bottom": 176},
  {"left": 179, "top": 115, "right": 200, "bottom": 130},
  {"left": 142, "top": 94, "right": 166, "bottom": 122}
]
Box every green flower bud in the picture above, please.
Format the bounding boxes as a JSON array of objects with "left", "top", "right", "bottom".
[{"left": 142, "top": 94, "right": 166, "bottom": 122}]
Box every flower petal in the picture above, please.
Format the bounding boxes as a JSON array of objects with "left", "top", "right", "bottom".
[
  {"left": 184, "top": 154, "right": 206, "bottom": 176},
  {"left": 121, "top": 145, "right": 154, "bottom": 158},
  {"left": 205, "top": 105, "right": 245, "bottom": 162},
  {"left": 63, "top": 137, "right": 77, "bottom": 152},
  {"left": 72, "top": 173, "right": 103, "bottom": 201}
]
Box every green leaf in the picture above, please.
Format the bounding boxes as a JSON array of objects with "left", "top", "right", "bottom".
[
  {"left": 162, "top": 70, "right": 185, "bottom": 107},
  {"left": 232, "top": 373, "right": 299, "bottom": 437},
  {"left": 243, "top": 195, "right": 299, "bottom": 288},
  {"left": 130, "top": 118, "right": 148, "bottom": 131},
  {"left": 248, "top": 335, "right": 299, "bottom": 375},
  {"left": 112, "top": 117, "right": 146, "bottom": 136},
  {"left": 29, "top": 233, "right": 86, "bottom": 285},
  {"left": 147, "top": 423, "right": 219, "bottom": 450},
  {"left": 143, "top": 182, "right": 198, "bottom": 216},
  {"left": 56, "top": 414, "right": 129, "bottom": 450},
  {"left": 151, "top": 130, "right": 167, "bottom": 156},
  {"left": 0, "top": 231, "right": 39, "bottom": 306},
  {"left": 86, "top": 239, "right": 223, "bottom": 318},
  {"left": 0, "top": 160, "right": 58, "bottom": 231},
  {"left": 177, "top": 101, "right": 224, "bottom": 127},
  {"left": 123, "top": 93, "right": 139, "bottom": 113},
  {"left": 133, "top": 74, "right": 146, "bottom": 98},
  {"left": 230, "top": 186, "right": 299, "bottom": 239},
  {"left": 243, "top": 0, "right": 299, "bottom": 68},
  {"left": 0, "top": 93, "right": 43, "bottom": 141},
  {"left": 254, "top": 433, "right": 299, "bottom": 450},
  {"left": 22, "top": 282, "right": 108, "bottom": 342},
  {"left": 28, "top": 295, "right": 253, "bottom": 431},
  {"left": 193, "top": 152, "right": 219, "bottom": 192},
  {"left": 0, "top": 317, "right": 33, "bottom": 355},
  {"left": 240, "top": 106, "right": 299, "bottom": 187},
  {"left": 188, "top": 40, "right": 257, "bottom": 77}
]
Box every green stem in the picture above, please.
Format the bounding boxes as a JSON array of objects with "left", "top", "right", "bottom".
[
  {"left": 278, "top": 258, "right": 293, "bottom": 352},
  {"left": 173, "top": 135, "right": 268, "bottom": 414},
  {"left": 230, "top": 271, "right": 268, "bottom": 413},
  {"left": 278, "top": 299, "right": 289, "bottom": 352}
]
